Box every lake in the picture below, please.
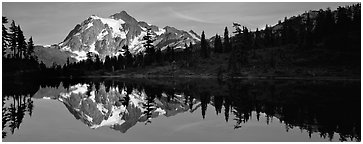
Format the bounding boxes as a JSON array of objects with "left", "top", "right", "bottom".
[{"left": 2, "top": 77, "right": 361, "bottom": 142}]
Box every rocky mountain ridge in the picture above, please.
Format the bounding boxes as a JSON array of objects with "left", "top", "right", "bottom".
[{"left": 51, "top": 11, "right": 200, "bottom": 61}]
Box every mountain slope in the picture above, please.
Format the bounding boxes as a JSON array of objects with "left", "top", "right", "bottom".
[
  {"left": 37, "top": 83, "right": 193, "bottom": 133},
  {"left": 56, "top": 11, "right": 200, "bottom": 61}
]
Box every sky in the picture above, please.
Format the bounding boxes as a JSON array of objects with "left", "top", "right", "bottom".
[{"left": 2, "top": 2, "right": 356, "bottom": 45}]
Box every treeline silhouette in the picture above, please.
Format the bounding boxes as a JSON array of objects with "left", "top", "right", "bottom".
[
  {"left": 3, "top": 78, "right": 360, "bottom": 141},
  {"left": 222, "top": 4, "right": 361, "bottom": 73},
  {"left": 2, "top": 16, "right": 41, "bottom": 77},
  {"left": 43, "top": 35, "right": 196, "bottom": 77},
  {"left": 3, "top": 4, "right": 360, "bottom": 77},
  {"left": 51, "top": 43, "right": 194, "bottom": 77},
  {"left": 56, "top": 4, "right": 361, "bottom": 77},
  {"left": 2, "top": 78, "right": 39, "bottom": 138}
]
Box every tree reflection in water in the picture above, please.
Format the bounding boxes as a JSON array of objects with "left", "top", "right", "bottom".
[{"left": 2, "top": 78, "right": 361, "bottom": 141}]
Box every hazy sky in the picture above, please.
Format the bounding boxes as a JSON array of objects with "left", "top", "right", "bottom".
[{"left": 3, "top": 2, "right": 356, "bottom": 45}]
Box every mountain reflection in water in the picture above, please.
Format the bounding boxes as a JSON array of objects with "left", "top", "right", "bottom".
[{"left": 2, "top": 78, "right": 361, "bottom": 142}]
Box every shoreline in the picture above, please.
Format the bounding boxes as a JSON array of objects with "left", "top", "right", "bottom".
[
  {"left": 76, "top": 74, "right": 360, "bottom": 81},
  {"left": 4, "top": 69, "right": 360, "bottom": 81}
]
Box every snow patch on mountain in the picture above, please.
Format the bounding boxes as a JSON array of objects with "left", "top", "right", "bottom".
[
  {"left": 59, "top": 45, "right": 88, "bottom": 61},
  {"left": 97, "top": 29, "right": 109, "bottom": 40},
  {"left": 72, "top": 50, "right": 88, "bottom": 61},
  {"left": 85, "top": 114, "right": 93, "bottom": 122},
  {"left": 129, "top": 90, "right": 148, "bottom": 111},
  {"left": 188, "top": 31, "right": 201, "bottom": 41},
  {"left": 155, "top": 28, "right": 165, "bottom": 35},
  {"left": 85, "top": 22, "right": 93, "bottom": 30},
  {"left": 114, "top": 51, "right": 123, "bottom": 57},
  {"left": 61, "top": 46, "right": 72, "bottom": 52},
  {"left": 89, "top": 91, "right": 96, "bottom": 103},
  {"left": 71, "top": 84, "right": 89, "bottom": 94},
  {"left": 90, "top": 105, "right": 126, "bottom": 129},
  {"left": 140, "top": 27, "right": 147, "bottom": 31},
  {"left": 52, "top": 11, "right": 201, "bottom": 64},
  {"left": 60, "top": 93, "right": 71, "bottom": 98},
  {"left": 97, "top": 103, "right": 109, "bottom": 115},
  {"left": 154, "top": 108, "right": 166, "bottom": 115},
  {"left": 91, "top": 15, "right": 126, "bottom": 38},
  {"left": 89, "top": 42, "right": 99, "bottom": 55},
  {"left": 129, "top": 31, "right": 147, "bottom": 54}
]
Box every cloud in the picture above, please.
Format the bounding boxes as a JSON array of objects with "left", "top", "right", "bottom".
[{"left": 168, "top": 7, "right": 217, "bottom": 24}]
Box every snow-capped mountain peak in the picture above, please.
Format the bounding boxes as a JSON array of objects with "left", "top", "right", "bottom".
[
  {"left": 55, "top": 83, "right": 192, "bottom": 133},
  {"left": 56, "top": 10, "right": 200, "bottom": 61},
  {"left": 90, "top": 15, "right": 126, "bottom": 38}
]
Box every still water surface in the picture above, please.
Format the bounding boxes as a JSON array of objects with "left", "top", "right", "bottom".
[{"left": 2, "top": 78, "right": 360, "bottom": 142}]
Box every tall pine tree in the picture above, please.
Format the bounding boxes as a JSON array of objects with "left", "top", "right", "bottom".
[
  {"left": 214, "top": 34, "right": 223, "bottom": 53},
  {"left": 228, "top": 23, "right": 244, "bottom": 74},
  {"left": 123, "top": 45, "right": 133, "bottom": 68},
  {"left": 9, "top": 20, "right": 17, "bottom": 58},
  {"left": 223, "top": 27, "right": 231, "bottom": 53},
  {"left": 26, "top": 37, "right": 34, "bottom": 59},
  {"left": 17, "top": 25, "right": 26, "bottom": 59},
  {"left": 143, "top": 28, "right": 155, "bottom": 65},
  {"left": 155, "top": 47, "right": 162, "bottom": 65},
  {"left": 183, "top": 43, "right": 192, "bottom": 67},
  {"left": 2, "top": 16, "right": 9, "bottom": 57},
  {"left": 200, "top": 31, "right": 209, "bottom": 58}
]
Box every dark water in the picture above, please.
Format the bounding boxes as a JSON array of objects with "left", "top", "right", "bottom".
[{"left": 2, "top": 77, "right": 361, "bottom": 142}]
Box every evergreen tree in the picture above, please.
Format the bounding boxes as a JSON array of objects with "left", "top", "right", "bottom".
[
  {"left": 123, "top": 45, "right": 133, "bottom": 68},
  {"left": 223, "top": 27, "right": 231, "bottom": 53},
  {"left": 66, "top": 57, "right": 70, "bottom": 66},
  {"left": 200, "top": 92, "right": 210, "bottom": 119},
  {"left": 200, "top": 31, "right": 209, "bottom": 58},
  {"left": 94, "top": 55, "right": 101, "bottom": 69},
  {"left": 323, "top": 7, "right": 336, "bottom": 49},
  {"left": 26, "top": 37, "right": 34, "bottom": 59},
  {"left": 351, "top": 4, "right": 361, "bottom": 52},
  {"left": 352, "top": 4, "right": 361, "bottom": 31},
  {"left": 155, "top": 48, "right": 162, "bottom": 65},
  {"left": 166, "top": 45, "right": 175, "bottom": 62},
  {"left": 111, "top": 56, "right": 117, "bottom": 71},
  {"left": 2, "top": 16, "right": 9, "bottom": 57},
  {"left": 17, "top": 25, "right": 26, "bottom": 59},
  {"left": 335, "top": 6, "right": 351, "bottom": 51},
  {"left": 104, "top": 56, "right": 112, "bottom": 71},
  {"left": 143, "top": 28, "right": 155, "bottom": 65},
  {"left": 314, "top": 9, "right": 325, "bottom": 43},
  {"left": 242, "top": 26, "right": 253, "bottom": 50},
  {"left": 214, "top": 34, "right": 219, "bottom": 53},
  {"left": 86, "top": 52, "right": 93, "bottom": 61},
  {"left": 254, "top": 28, "right": 262, "bottom": 49},
  {"left": 228, "top": 22, "right": 245, "bottom": 74},
  {"left": 303, "top": 12, "right": 313, "bottom": 49},
  {"left": 135, "top": 52, "right": 144, "bottom": 67},
  {"left": 9, "top": 20, "right": 17, "bottom": 58},
  {"left": 224, "top": 97, "right": 231, "bottom": 122},
  {"left": 117, "top": 54, "right": 125, "bottom": 70},
  {"left": 263, "top": 24, "right": 273, "bottom": 47},
  {"left": 281, "top": 17, "right": 288, "bottom": 44},
  {"left": 142, "top": 93, "right": 156, "bottom": 125},
  {"left": 214, "top": 34, "right": 223, "bottom": 53},
  {"left": 183, "top": 43, "right": 192, "bottom": 67},
  {"left": 184, "top": 43, "right": 190, "bottom": 55}
]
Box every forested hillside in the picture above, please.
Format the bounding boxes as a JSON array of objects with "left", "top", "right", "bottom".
[{"left": 2, "top": 4, "right": 360, "bottom": 78}]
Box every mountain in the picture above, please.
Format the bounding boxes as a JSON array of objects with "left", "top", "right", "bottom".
[
  {"left": 36, "top": 83, "right": 197, "bottom": 133},
  {"left": 33, "top": 45, "right": 77, "bottom": 66},
  {"left": 36, "top": 11, "right": 200, "bottom": 63}
]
